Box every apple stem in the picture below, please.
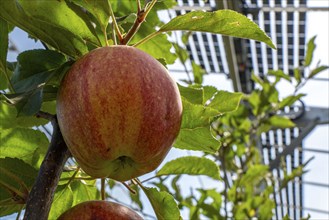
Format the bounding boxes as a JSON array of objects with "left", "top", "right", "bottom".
[
  {"left": 133, "top": 178, "right": 146, "bottom": 190},
  {"left": 108, "top": 1, "right": 123, "bottom": 44},
  {"left": 101, "top": 178, "right": 106, "bottom": 200},
  {"left": 120, "top": 181, "right": 136, "bottom": 194}
]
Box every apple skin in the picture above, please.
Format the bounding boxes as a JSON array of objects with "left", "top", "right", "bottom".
[
  {"left": 57, "top": 200, "right": 143, "bottom": 220},
  {"left": 56, "top": 46, "right": 182, "bottom": 181}
]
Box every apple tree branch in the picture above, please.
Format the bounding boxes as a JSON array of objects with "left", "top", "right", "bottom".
[{"left": 23, "top": 116, "right": 71, "bottom": 220}]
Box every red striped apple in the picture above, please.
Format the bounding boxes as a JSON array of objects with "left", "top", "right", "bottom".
[
  {"left": 56, "top": 46, "right": 182, "bottom": 181},
  {"left": 58, "top": 200, "right": 143, "bottom": 220}
]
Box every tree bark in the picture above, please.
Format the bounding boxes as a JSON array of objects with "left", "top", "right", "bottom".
[{"left": 23, "top": 116, "right": 70, "bottom": 220}]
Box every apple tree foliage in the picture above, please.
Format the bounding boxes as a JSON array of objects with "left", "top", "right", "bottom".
[{"left": 0, "top": 1, "right": 328, "bottom": 219}]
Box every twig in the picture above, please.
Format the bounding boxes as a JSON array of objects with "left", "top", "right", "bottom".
[
  {"left": 132, "top": 31, "right": 159, "bottom": 47},
  {"left": 121, "top": 0, "right": 158, "bottom": 45},
  {"left": 108, "top": 1, "right": 123, "bottom": 43},
  {"left": 0, "top": 62, "right": 15, "bottom": 93},
  {"left": 23, "top": 116, "right": 71, "bottom": 220},
  {"left": 140, "top": 175, "right": 159, "bottom": 184},
  {"left": 120, "top": 181, "right": 136, "bottom": 194},
  {"left": 35, "top": 111, "right": 55, "bottom": 121}
]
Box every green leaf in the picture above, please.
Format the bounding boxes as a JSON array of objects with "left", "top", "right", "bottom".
[
  {"left": 179, "top": 85, "right": 204, "bottom": 105},
  {"left": 207, "top": 91, "right": 243, "bottom": 113},
  {"left": 192, "top": 61, "right": 206, "bottom": 84},
  {"left": 268, "top": 115, "right": 295, "bottom": 128},
  {"left": 12, "top": 49, "right": 66, "bottom": 88},
  {"left": 159, "top": 10, "right": 276, "bottom": 49},
  {"left": 141, "top": 187, "right": 181, "bottom": 220},
  {"left": 304, "top": 36, "right": 316, "bottom": 67},
  {"left": 248, "top": 90, "right": 261, "bottom": 115},
  {"left": 279, "top": 94, "right": 305, "bottom": 109},
  {"left": 0, "top": 69, "right": 9, "bottom": 90},
  {"left": 173, "top": 43, "right": 189, "bottom": 64},
  {"left": 4, "top": 89, "right": 43, "bottom": 117},
  {"left": 0, "top": 18, "right": 12, "bottom": 91},
  {"left": 0, "top": 1, "right": 99, "bottom": 57},
  {"left": 71, "top": 181, "right": 100, "bottom": 205},
  {"left": 133, "top": 24, "right": 176, "bottom": 64},
  {"left": 258, "top": 198, "right": 275, "bottom": 219},
  {"left": 5, "top": 49, "right": 67, "bottom": 116},
  {"left": 0, "top": 128, "right": 48, "bottom": 168},
  {"left": 69, "top": 0, "right": 110, "bottom": 30},
  {"left": 251, "top": 72, "right": 264, "bottom": 86},
  {"left": 293, "top": 67, "right": 302, "bottom": 86},
  {"left": 114, "top": 1, "right": 177, "bottom": 64},
  {"left": 0, "top": 158, "right": 38, "bottom": 217},
  {"left": 171, "top": 175, "right": 183, "bottom": 202},
  {"left": 202, "top": 86, "right": 218, "bottom": 105},
  {"left": 239, "top": 165, "right": 268, "bottom": 186},
  {"left": 268, "top": 70, "right": 291, "bottom": 82},
  {"left": 129, "top": 184, "right": 144, "bottom": 210},
  {"left": 174, "top": 127, "right": 220, "bottom": 153},
  {"left": 0, "top": 101, "right": 53, "bottom": 130},
  {"left": 308, "top": 65, "right": 329, "bottom": 79},
  {"left": 0, "top": 17, "right": 8, "bottom": 76},
  {"left": 157, "top": 156, "right": 221, "bottom": 180},
  {"left": 48, "top": 185, "right": 74, "bottom": 220}
]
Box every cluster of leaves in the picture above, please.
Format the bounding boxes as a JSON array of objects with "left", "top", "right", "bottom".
[
  {"left": 1, "top": 0, "right": 326, "bottom": 219},
  {"left": 144, "top": 35, "right": 327, "bottom": 219}
]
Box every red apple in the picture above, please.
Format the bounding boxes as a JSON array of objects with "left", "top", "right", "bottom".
[
  {"left": 57, "top": 200, "right": 143, "bottom": 220},
  {"left": 56, "top": 46, "right": 182, "bottom": 181}
]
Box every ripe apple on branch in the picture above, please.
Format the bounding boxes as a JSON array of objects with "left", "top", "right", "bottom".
[{"left": 57, "top": 46, "right": 183, "bottom": 181}]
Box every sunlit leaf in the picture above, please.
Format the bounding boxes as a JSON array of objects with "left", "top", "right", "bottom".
[
  {"left": 279, "top": 94, "right": 306, "bottom": 109},
  {"left": 239, "top": 165, "right": 268, "bottom": 186},
  {"left": 304, "top": 36, "right": 316, "bottom": 67},
  {"left": 157, "top": 156, "right": 221, "bottom": 180},
  {"left": 207, "top": 91, "right": 243, "bottom": 113},
  {"left": 0, "top": 102, "right": 53, "bottom": 130},
  {"left": 201, "top": 86, "right": 218, "bottom": 105},
  {"left": 268, "top": 115, "right": 295, "bottom": 128},
  {"left": 133, "top": 24, "right": 176, "bottom": 64},
  {"left": 0, "top": 17, "right": 8, "bottom": 87},
  {"left": 0, "top": 1, "right": 99, "bottom": 57},
  {"left": 268, "top": 70, "right": 291, "bottom": 82},
  {"left": 293, "top": 67, "right": 302, "bottom": 86},
  {"left": 141, "top": 187, "right": 181, "bottom": 220},
  {"left": 174, "top": 127, "right": 220, "bottom": 153},
  {"left": 192, "top": 61, "right": 206, "bottom": 84},
  {"left": 48, "top": 185, "right": 74, "bottom": 220},
  {"left": 173, "top": 43, "right": 189, "bottom": 64},
  {"left": 159, "top": 10, "right": 276, "bottom": 49},
  {"left": 308, "top": 65, "right": 329, "bottom": 79},
  {"left": 0, "top": 128, "right": 48, "bottom": 168},
  {"left": 69, "top": 0, "right": 110, "bottom": 30},
  {"left": 0, "top": 158, "right": 37, "bottom": 217},
  {"left": 71, "top": 181, "right": 100, "bottom": 205},
  {"left": 179, "top": 85, "right": 204, "bottom": 105}
]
